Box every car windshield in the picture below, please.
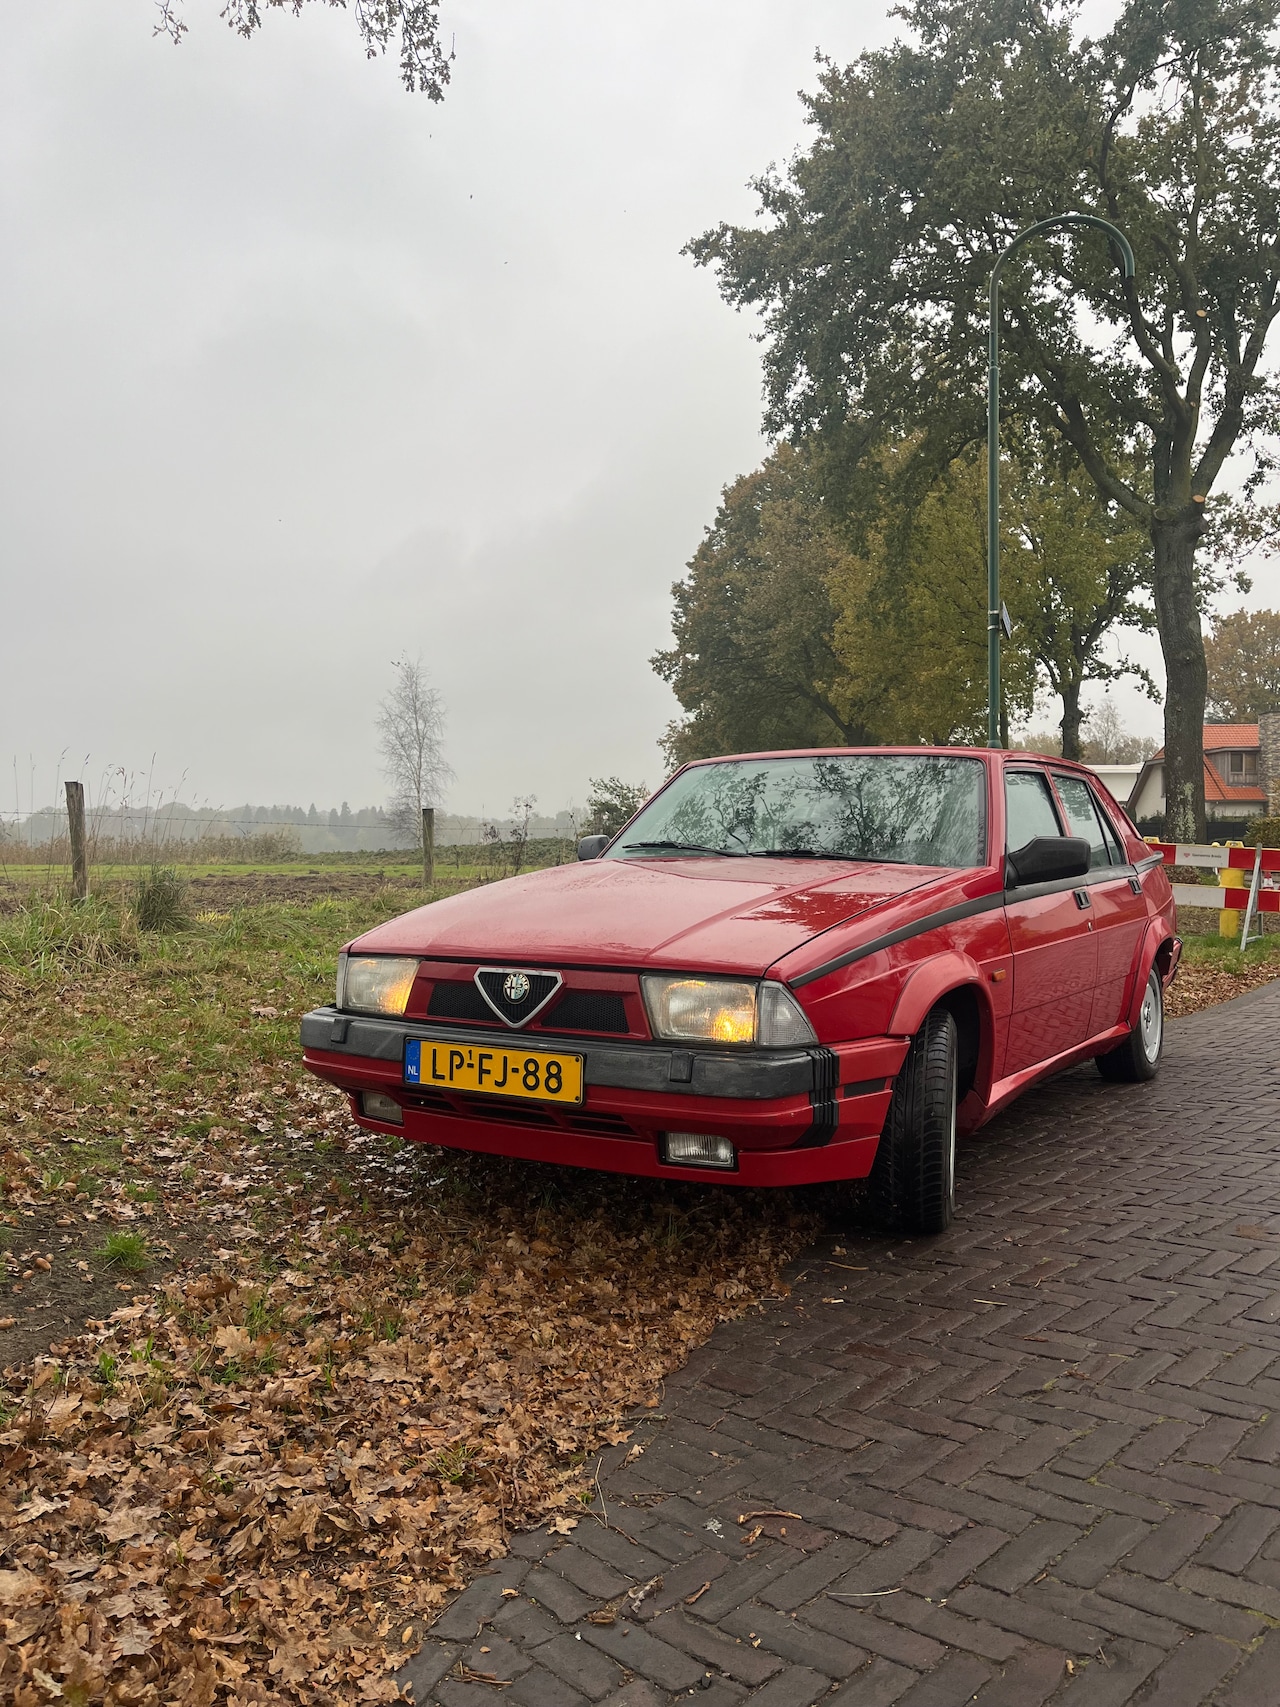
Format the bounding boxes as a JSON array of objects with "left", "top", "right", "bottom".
[{"left": 613, "top": 754, "right": 986, "bottom": 867}]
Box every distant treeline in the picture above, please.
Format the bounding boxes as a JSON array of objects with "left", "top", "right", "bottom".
[{"left": 1, "top": 800, "right": 584, "bottom": 858}]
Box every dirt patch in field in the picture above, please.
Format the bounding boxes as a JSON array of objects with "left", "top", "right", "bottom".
[
  {"left": 0, "top": 868, "right": 470, "bottom": 916},
  {"left": 0, "top": 1197, "right": 213, "bottom": 1371},
  {"left": 184, "top": 871, "right": 436, "bottom": 912}
]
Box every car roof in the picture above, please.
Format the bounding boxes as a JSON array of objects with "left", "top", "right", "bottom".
[{"left": 683, "top": 746, "right": 1093, "bottom": 770}]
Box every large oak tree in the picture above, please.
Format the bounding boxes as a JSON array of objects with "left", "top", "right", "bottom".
[{"left": 689, "top": 0, "right": 1280, "bottom": 839}]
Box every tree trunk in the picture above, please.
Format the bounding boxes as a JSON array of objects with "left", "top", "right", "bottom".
[
  {"left": 1151, "top": 515, "right": 1207, "bottom": 843},
  {"left": 1059, "top": 678, "right": 1084, "bottom": 761}
]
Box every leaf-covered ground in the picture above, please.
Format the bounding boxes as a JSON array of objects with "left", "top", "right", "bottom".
[
  {"left": 1, "top": 879, "right": 1277, "bottom": 1704},
  {"left": 0, "top": 887, "right": 814, "bottom": 1704},
  {"left": 1166, "top": 912, "right": 1280, "bottom": 1018}
]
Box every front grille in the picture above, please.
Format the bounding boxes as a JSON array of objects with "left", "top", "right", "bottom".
[
  {"left": 400, "top": 1087, "right": 453, "bottom": 1113},
  {"left": 427, "top": 978, "right": 630, "bottom": 1034},
  {"left": 475, "top": 968, "right": 560, "bottom": 1026},
  {"left": 541, "top": 991, "right": 629, "bottom": 1034},
  {"left": 454, "top": 1094, "right": 558, "bottom": 1128},
  {"left": 564, "top": 1110, "right": 638, "bottom": 1137},
  {"left": 427, "top": 981, "right": 494, "bottom": 1022},
  {"left": 397, "top": 1087, "right": 639, "bottom": 1140}
]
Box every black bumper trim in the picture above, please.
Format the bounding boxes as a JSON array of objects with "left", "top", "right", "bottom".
[
  {"left": 300, "top": 1008, "right": 818, "bottom": 1102},
  {"left": 796, "top": 1046, "right": 840, "bottom": 1148}
]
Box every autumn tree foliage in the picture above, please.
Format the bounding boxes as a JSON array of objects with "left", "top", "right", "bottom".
[
  {"left": 653, "top": 446, "right": 869, "bottom": 767},
  {"left": 688, "top": 0, "right": 1280, "bottom": 838},
  {"left": 155, "top": 0, "right": 453, "bottom": 97},
  {"left": 584, "top": 778, "right": 650, "bottom": 839},
  {"left": 1206, "top": 608, "right": 1280, "bottom": 721},
  {"left": 655, "top": 438, "right": 1152, "bottom": 761}
]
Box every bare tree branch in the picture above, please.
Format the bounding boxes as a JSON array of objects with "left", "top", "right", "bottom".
[{"left": 154, "top": 0, "right": 454, "bottom": 98}]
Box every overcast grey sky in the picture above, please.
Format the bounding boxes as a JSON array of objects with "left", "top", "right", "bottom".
[
  {"left": 3, "top": 1, "right": 1266, "bottom": 823},
  {"left": 2, "top": 1, "right": 902, "bottom": 819}
]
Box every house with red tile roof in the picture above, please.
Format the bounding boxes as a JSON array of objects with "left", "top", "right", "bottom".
[{"left": 1128, "top": 722, "right": 1272, "bottom": 832}]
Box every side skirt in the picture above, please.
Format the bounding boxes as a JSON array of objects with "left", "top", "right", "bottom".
[{"left": 961, "top": 1022, "right": 1131, "bottom": 1132}]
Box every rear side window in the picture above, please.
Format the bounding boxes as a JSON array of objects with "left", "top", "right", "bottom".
[
  {"left": 1054, "top": 774, "right": 1114, "bottom": 869},
  {"left": 1088, "top": 786, "right": 1128, "bottom": 865},
  {"left": 1005, "top": 771, "right": 1062, "bottom": 852}
]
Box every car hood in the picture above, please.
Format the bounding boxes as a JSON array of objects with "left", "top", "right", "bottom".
[{"left": 350, "top": 855, "right": 963, "bottom": 977}]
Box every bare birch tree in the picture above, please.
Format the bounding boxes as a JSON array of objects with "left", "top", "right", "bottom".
[{"left": 377, "top": 655, "right": 452, "bottom": 855}]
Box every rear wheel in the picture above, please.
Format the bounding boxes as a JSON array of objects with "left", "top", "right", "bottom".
[
  {"left": 1096, "top": 967, "right": 1163, "bottom": 1084},
  {"left": 868, "top": 1007, "right": 957, "bottom": 1236}
]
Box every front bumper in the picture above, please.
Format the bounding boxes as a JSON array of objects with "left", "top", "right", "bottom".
[{"left": 300, "top": 1008, "right": 907, "bottom": 1187}]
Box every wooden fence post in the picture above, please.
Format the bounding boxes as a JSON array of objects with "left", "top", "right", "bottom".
[
  {"left": 65, "top": 781, "right": 89, "bottom": 900},
  {"left": 422, "top": 806, "right": 435, "bottom": 890}
]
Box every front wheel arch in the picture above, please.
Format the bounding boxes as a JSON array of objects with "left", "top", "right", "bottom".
[
  {"left": 868, "top": 1005, "right": 958, "bottom": 1237},
  {"left": 888, "top": 958, "right": 995, "bottom": 1104},
  {"left": 934, "top": 984, "right": 981, "bottom": 1104}
]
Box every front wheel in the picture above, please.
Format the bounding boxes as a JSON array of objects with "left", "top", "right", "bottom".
[
  {"left": 1096, "top": 967, "right": 1163, "bottom": 1084},
  {"left": 868, "top": 1007, "right": 957, "bottom": 1236}
]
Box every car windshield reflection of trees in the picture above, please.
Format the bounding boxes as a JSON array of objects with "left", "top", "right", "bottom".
[{"left": 617, "top": 757, "right": 984, "bottom": 867}]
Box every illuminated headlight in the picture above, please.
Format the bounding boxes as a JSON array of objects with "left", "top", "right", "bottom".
[
  {"left": 663, "top": 1132, "right": 737, "bottom": 1169},
  {"left": 642, "top": 976, "right": 816, "bottom": 1046},
  {"left": 360, "top": 1090, "right": 404, "bottom": 1125},
  {"left": 340, "top": 955, "right": 420, "bottom": 1015}
]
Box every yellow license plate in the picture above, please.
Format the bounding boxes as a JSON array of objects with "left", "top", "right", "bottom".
[{"left": 404, "top": 1038, "right": 584, "bottom": 1104}]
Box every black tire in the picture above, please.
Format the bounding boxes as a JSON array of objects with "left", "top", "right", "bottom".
[
  {"left": 1096, "top": 967, "right": 1163, "bottom": 1083},
  {"left": 868, "top": 1007, "right": 957, "bottom": 1236}
]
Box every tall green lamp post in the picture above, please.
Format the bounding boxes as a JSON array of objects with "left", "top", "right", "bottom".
[{"left": 987, "top": 213, "right": 1136, "bottom": 747}]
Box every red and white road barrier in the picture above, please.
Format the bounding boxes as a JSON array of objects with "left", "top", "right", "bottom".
[
  {"left": 1144, "top": 841, "right": 1280, "bottom": 938},
  {"left": 1144, "top": 841, "right": 1280, "bottom": 874},
  {"left": 1168, "top": 883, "right": 1280, "bottom": 914}
]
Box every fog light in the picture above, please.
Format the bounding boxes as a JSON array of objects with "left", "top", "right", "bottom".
[
  {"left": 360, "top": 1091, "right": 403, "bottom": 1125},
  {"left": 662, "top": 1132, "right": 736, "bottom": 1170}
]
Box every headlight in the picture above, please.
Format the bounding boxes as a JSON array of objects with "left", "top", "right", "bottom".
[
  {"left": 642, "top": 976, "right": 816, "bottom": 1046},
  {"left": 644, "top": 976, "right": 756, "bottom": 1042},
  {"left": 341, "top": 955, "right": 420, "bottom": 1015}
]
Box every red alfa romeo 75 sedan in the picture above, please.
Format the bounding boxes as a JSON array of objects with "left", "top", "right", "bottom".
[{"left": 301, "top": 749, "right": 1179, "bottom": 1234}]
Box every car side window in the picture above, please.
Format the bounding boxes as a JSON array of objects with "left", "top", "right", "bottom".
[
  {"left": 1088, "top": 786, "right": 1128, "bottom": 866},
  {"left": 1053, "top": 774, "right": 1114, "bottom": 869},
  {"left": 1005, "top": 771, "right": 1063, "bottom": 852}
]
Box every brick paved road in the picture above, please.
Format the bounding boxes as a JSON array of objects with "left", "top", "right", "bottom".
[{"left": 402, "top": 982, "right": 1280, "bottom": 1707}]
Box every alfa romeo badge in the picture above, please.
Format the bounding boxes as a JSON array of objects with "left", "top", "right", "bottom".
[{"left": 503, "top": 971, "right": 531, "bottom": 1004}]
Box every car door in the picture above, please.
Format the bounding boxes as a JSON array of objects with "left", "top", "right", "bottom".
[
  {"left": 1052, "top": 771, "right": 1148, "bottom": 1036},
  {"left": 1002, "top": 768, "right": 1099, "bottom": 1078}
]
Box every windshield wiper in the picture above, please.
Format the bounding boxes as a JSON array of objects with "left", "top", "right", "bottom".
[
  {"left": 621, "top": 840, "right": 745, "bottom": 856},
  {"left": 746, "top": 848, "right": 908, "bottom": 862},
  {"left": 747, "top": 847, "right": 830, "bottom": 859}
]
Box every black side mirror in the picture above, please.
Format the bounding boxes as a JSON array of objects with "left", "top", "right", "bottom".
[
  {"left": 577, "top": 835, "right": 609, "bottom": 861},
  {"left": 1005, "top": 835, "right": 1090, "bottom": 889}
]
